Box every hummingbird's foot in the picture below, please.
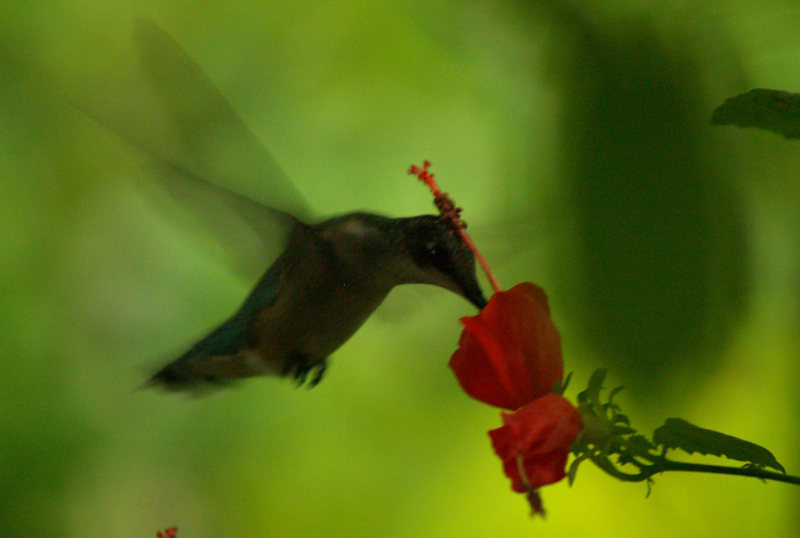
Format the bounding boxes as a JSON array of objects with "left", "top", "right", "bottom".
[{"left": 282, "top": 352, "right": 327, "bottom": 387}]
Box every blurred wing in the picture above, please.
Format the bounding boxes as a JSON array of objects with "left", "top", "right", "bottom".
[
  {"left": 144, "top": 158, "right": 298, "bottom": 278},
  {"left": 133, "top": 19, "right": 311, "bottom": 222},
  {"left": 76, "top": 19, "right": 312, "bottom": 279}
]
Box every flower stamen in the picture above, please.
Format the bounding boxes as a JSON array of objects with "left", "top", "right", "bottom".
[{"left": 409, "top": 161, "right": 502, "bottom": 293}]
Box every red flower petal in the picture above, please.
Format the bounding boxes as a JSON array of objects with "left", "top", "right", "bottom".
[
  {"left": 489, "top": 394, "right": 582, "bottom": 494},
  {"left": 450, "top": 283, "right": 563, "bottom": 410}
]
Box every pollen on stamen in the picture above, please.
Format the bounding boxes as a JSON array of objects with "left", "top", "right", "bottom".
[
  {"left": 409, "top": 160, "right": 464, "bottom": 229},
  {"left": 408, "top": 160, "right": 502, "bottom": 293}
]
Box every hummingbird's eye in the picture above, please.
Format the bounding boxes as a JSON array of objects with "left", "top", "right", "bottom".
[
  {"left": 418, "top": 240, "right": 452, "bottom": 270},
  {"left": 425, "top": 241, "right": 442, "bottom": 260},
  {"left": 408, "top": 226, "right": 460, "bottom": 279}
]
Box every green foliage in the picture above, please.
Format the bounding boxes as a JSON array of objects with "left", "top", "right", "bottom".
[
  {"left": 570, "top": 369, "right": 795, "bottom": 488},
  {"left": 552, "top": 15, "right": 750, "bottom": 397},
  {"left": 713, "top": 89, "right": 800, "bottom": 139},
  {"left": 653, "top": 418, "right": 786, "bottom": 474}
]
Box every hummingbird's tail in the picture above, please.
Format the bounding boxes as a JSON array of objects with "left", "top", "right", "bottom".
[
  {"left": 142, "top": 306, "right": 272, "bottom": 391},
  {"left": 143, "top": 346, "right": 327, "bottom": 391},
  {"left": 143, "top": 351, "right": 256, "bottom": 392},
  {"left": 142, "top": 306, "right": 326, "bottom": 391}
]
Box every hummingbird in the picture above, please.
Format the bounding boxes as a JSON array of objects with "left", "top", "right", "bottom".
[{"left": 85, "top": 20, "right": 487, "bottom": 390}]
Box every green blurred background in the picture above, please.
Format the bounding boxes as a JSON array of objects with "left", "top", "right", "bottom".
[{"left": 2, "top": 0, "right": 799, "bottom": 536}]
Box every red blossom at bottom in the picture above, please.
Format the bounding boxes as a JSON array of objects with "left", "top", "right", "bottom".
[
  {"left": 157, "top": 527, "right": 177, "bottom": 538},
  {"left": 489, "top": 393, "right": 582, "bottom": 515}
]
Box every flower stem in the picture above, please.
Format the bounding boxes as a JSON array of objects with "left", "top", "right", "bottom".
[
  {"left": 587, "top": 451, "right": 800, "bottom": 486},
  {"left": 653, "top": 460, "right": 800, "bottom": 485}
]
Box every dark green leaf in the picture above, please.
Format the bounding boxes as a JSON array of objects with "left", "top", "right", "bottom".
[
  {"left": 617, "top": 434, "right": 657, "bottom": 466},
  {"left": 578, "top": 368, "right": 607, "bottom": 406},
  {"left": 653, "top": 418, "right": 785, "bottom": 473},
  {"left": 628, "top": 434, "right": 657, "bottom": 454},
  {"left": 608, "top": 385, "right": 626, "bottom": 404},
  {"left": 712, "top": 89, "right": 800, "bottom": 139},
  {"left": 612, "top": 414, "right": 630, "bottom": 427},
  {"left": 554, "top": 371, "right": 573, "bottom": 395},
  {"left": 567, "top": 456, "right": 581, "bottom": 486}
]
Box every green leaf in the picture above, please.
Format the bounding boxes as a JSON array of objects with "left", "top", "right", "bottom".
[
  {"left": 628, "top": 434, "right": 657, "bottom": 454},
  {"left": 712, "top": 89, "right": 800, "bottom": 139},
  {"left": 567, "top": 455, "right": 583, "bottom": 486},
  {"left": 578, "top": 368, "right": 607, "bottom": 406},
  {"left": 616, "top": 435, "right": 654, "bottom": 466},
  {"left": 653, "top": 418, "right": 786, "bottom": 473},
  {"left": 607, "top": 385, "right": 626, "bottom": 404},
  {"left": 554, "top": 371, "right": 573, "bottom": 395}
]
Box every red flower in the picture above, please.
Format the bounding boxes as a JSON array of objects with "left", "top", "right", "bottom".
[
  {"left": 450, "top": 282, "right": 563, "bottom": 410},
  {"left": 489, "top": 394, "right": 582, "bottom": 500},
  {"left": 449, "top": 281, "right": 582, "bottom": 514},
  {"left": 157, "top": 527, "right": 177, "bottom": 538}
]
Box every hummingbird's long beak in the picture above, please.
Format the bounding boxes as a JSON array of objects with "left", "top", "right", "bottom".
[
  {"left": 463, "top": 283, "right": 488, "bottom": 310},
  {"left": 447, "top": 248, "right": 487, "bottom": 310}
]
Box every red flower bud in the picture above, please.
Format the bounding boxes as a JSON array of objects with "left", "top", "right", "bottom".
[
  {"left": 489, "top": 394, "right": 582, "bottom": 514},
  {"left": 450, "top": 283, "right": 563, "bottom": 410}
]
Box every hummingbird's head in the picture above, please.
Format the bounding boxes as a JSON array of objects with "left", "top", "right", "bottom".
[
  {"left": 317, "top": 213, "right": 487, "bottom": 309},
  {"left": 392, "top": 215, "right": 487, "bottom": 309}
]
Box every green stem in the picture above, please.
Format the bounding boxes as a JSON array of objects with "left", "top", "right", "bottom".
[
  {"left": 587, "top": 452, "right": 651, "bottom": 482},
  {"left": 653, "top": 460, "right": 800, "bottom": 486},
  {"left": 588, "top": 451, "right": 800, "bottom": 485}
]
